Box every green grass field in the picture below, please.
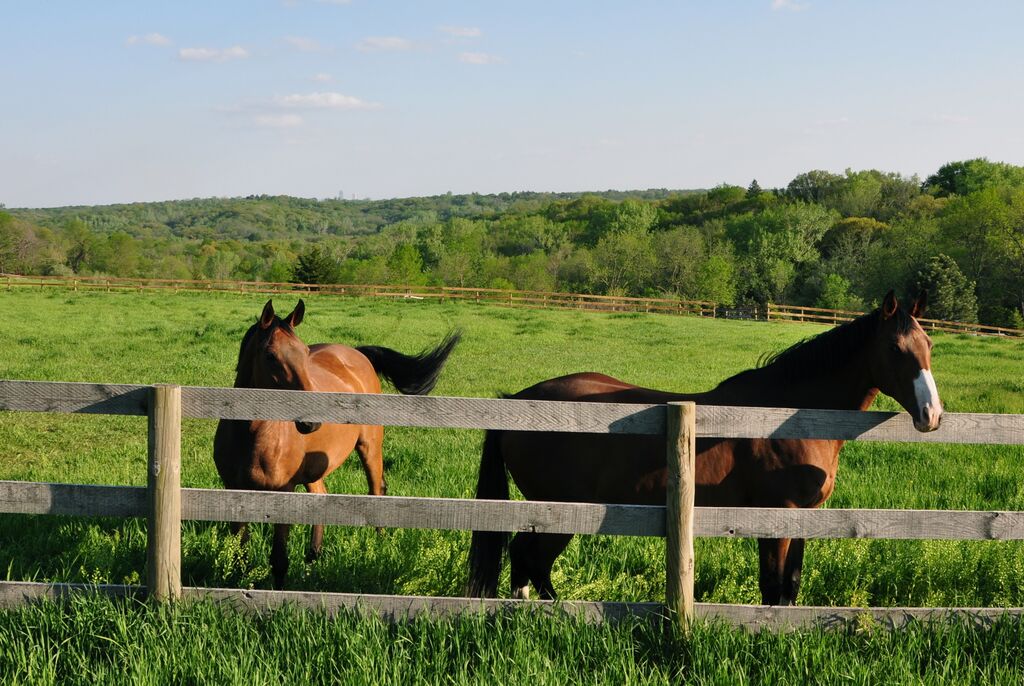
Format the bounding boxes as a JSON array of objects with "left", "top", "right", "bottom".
[{"left": 1, "top": 288, "right": 1023, "bottom": 684}]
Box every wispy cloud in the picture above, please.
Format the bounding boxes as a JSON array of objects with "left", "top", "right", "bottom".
[
  {"left": 276, "top": 91, "right": 381, "bottom": 110},
  {"left": 459, "top": 52, "right": 502, "bottom": 65},
  {"left": 772, "top": 0, "right": 808, "bottom": 10},
  {"left": 356, "top": 36, "right": 412, "bottom": 52},
  {"left": 179, "top": 46, "right": 250, "bottom": 62},
  {"left": 312, "top": 72, "right": 333, "bottom": 82},
  {"left": 255, "top": 114, "right": 305, "bottom": 128},
  {"left": 126, "top": 33, "right": 172, "bottom": 47},
  {"left": 439, "top": 25, "right": 481, "bottom": 38},
  {"left": 916, "top": 113, "right": 973, "bottom": 126},
  {"left": 285, "top": 36, "right": 325, "bottom": 52}
]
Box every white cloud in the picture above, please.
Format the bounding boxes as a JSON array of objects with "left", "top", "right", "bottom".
[
  {"left": 179, "top": 46, "right": 250, "bottom": 62},
  {"left": 772, "top": 0, "right": 808, "bottom": 10},
  {"left": 356, "top": 36, "right": 412, "bottom": 52},
  {"left": 276, "top": 91, "right": 381, "bottom": 110},
  {"left": 439, "top": 25, "right": 482, "bottom": 38},
  {"left": 312, "top": 72, "right": 333, "bottom": 82},
  {"left": 255, "top": 114, "right": 305, "bottom": 128},
  {"left": 126, "top": 33, "right": 172, "bottom": 47},
  {"left": 285, "top": 36, "right": 325, "bottom": 52},
  {"left": 459, "top": 52, "right": 502, "bottom": 65}
]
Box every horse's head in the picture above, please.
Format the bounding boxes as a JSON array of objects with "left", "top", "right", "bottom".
[
  {"left": 238, "top": 299, "right": 322, "bottom": 435},
  {"left": 868, "top": 290, "right": 942, "bottom": 432}
]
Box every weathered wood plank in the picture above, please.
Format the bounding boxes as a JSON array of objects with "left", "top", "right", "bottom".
[
  {"left": 699, "top": 405, "right": 1024, "bottom": 444},
  {"left": 0, "top": 380, "right": 148, "bottom": 415},
  {"left": 182, "top": 587, "right": 663, "bottom": 623},
  {"left": 695, "top": 603, "right": 1024, "bottom": 630},
  {"left": 3, "top": 480, "right": 1024, "bottom": 543},
  {"left": 0, "top": 481, "right": 146, "bottom": 517},
  {"left": 5, "top": 380, "right": 1023, "bottom": 444},
  {"left": 696, "top": 507, "right": 1024, "bottom": 541},
  {"left": 180, "top": 385, "right": 667, "bottom": 435},
  {"left": 1, "top": 581, "right": 1020, "bottom": 630},
  {"left": 181, "top": 489, "right": 665, "bottom": 536},
  {"left": 0, "top": 582, "right": 141, "bottom": 608}
]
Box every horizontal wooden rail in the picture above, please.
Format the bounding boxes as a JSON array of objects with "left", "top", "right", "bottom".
[
  {"left": 6, "top": 482, "right": 1024, "bottom": 542},
  {"left": 1, "top": 581, "right": 1022, "bottom": 630},
  {"left": 4, "top": 380, "right": 1024, "bottom": 445}
]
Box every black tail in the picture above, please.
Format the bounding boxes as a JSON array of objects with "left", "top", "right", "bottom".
[
  {"left": 357, "top": 330, "right": 461, "bottom": 395},
  {"left": 466, "top": 430, "right": 510, "bottom": 598}
]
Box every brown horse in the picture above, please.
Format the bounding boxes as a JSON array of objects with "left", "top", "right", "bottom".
[
  {"left": 468, "top": 291, "right": 941, "bottom": 605},
  {"left": 214, "top": 299, "right": 459, "bottom": 589}
]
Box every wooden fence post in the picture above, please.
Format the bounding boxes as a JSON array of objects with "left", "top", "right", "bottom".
[
  {"left": 665, "top": 401, "right": 696, "bottom": 632},
  {"left": 147, "top": 384, "right": 182, "bottom": 602}
]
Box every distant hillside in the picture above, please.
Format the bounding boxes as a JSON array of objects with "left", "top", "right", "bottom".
[
  {"left": 10, "top": 189, "right": 693, "bottom": 242},
  {"left": 3, "top": 160, "right": 1023, "bottom": 328}
]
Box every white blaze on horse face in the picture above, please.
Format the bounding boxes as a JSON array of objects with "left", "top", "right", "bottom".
[{"left": 912, "top": 369, "right": 942, "bottom": 431}]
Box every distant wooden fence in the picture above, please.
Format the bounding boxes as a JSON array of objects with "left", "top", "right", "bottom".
[
  {"left": 3, "top": 379, "right": 1024, "bottom": 630},
  {"left": 6, "top": 273, "right": 1021, "bottom": 338}
]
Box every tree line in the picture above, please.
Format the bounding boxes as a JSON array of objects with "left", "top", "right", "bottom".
[{"left": 3, "top": 158, "right": 1023, "bottom": 327}]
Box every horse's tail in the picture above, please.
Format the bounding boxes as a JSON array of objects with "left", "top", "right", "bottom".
[
  {"left": 357, "top": 330, "right": 461, "bottom": 395},
  {"left": 466, "top": 429, "right": 510, "bottom": 598}
]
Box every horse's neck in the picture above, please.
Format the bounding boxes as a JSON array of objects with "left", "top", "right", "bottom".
[{"left": 704, "top": 361, "right": 879, "bottom": 411}]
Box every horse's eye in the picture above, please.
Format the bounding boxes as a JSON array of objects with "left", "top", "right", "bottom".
[{"left": 890, "top": 343, "right": 900, "bottom": 354}]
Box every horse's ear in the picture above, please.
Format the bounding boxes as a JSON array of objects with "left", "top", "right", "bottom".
[
  {"left": 260, "top": 300, "right": 275, "bottom": 329},
  {"left": 287, "top": 299, "right": 305, "bottom": 328},
  {"left": 911, "top": 290, "right": 928, "bottom": 319},
  {"left": 881, "top": 290, "right": 899, "bottom": 320}
]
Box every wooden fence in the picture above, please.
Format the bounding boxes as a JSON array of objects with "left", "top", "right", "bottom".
[
  {"left": 7, "top": 272, "right": 1022, "bottom": 338},
  {"left": 2, "top": 379, "right": 1024, "bottom": 630}
]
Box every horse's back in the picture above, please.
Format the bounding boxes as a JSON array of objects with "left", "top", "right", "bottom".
[
  {"left": 510, "top": 372, "right": 686, "bottom": 405},
  {"left": 308, "top": 343, "right": 382, "bottom": 394}
]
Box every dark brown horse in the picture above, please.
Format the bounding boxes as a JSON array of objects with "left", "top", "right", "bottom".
[
  {"left": 468, "top": 291, "right": 941, "bottom": 605},
  {"left": 214, "top": 299, "right": 459, "bottom": 588}
]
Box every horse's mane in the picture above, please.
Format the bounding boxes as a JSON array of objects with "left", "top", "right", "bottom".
[{"left": 726, "top": 306, "right": 914, "bottom": 385}]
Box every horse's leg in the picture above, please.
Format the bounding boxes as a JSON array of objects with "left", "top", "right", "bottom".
[
  {"left": 508, "top": 533, "right": 533, "bottom": 599},
  {"left": 781, "top": 537, "right": 805, "bottom": 605},
  {"left": 757, "top": 537, "right": 794, "bottom": 606},
  {"left": 304, "top": 479, "right": 327, "bottom": 563},
  {"left": 270, "top": 522, "right": 292, "bottom": 590},
  {"left": 509, "top": 532, "right": 573, "bottom": 600},
  {"left": 356, "top": 425, "right": 387, "bottom": 496}
]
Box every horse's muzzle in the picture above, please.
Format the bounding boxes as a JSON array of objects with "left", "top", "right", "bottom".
[
  {"left": 913, "top": 406, "right": 942, "bottom": 433},
  {"left": 295, "top": 420, "right": 322, "bottom": 435}
]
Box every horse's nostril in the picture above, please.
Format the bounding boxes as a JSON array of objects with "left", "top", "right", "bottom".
[{"left": 295, "top": 421, "right": 321, "bottom": 435}]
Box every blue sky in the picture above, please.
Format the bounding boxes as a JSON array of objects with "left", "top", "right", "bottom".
[{"left": 2, "top": 1, "right": 1023, "bottom": 208}]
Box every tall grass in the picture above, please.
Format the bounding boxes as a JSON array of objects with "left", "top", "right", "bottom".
[{"left": 1, "top": 595, "right": 1023, "bottom": 685}]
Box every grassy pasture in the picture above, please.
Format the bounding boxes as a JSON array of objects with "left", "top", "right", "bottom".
[
  {"left": 2, "top": 288, "right": 1024, "bottom": 684},
  {"left": 1, "top": 288, "right": 1023, "bottom": 608}
]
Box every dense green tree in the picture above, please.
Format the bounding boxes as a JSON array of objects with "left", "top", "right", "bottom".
[
  {"left": 925, "top": 158, "right": 1024, "bottom": 197},
  {"left": 913, "top": 254, "right": 979, "bottom": 323},
  {"left": 786, "top": 170, "right": 843, "bottom": 204},
  {"left": 293, "top": 245, "right": 341, "bottom": 284},
  {"left": 386, "top": 244, "right": 426, "bottom": 285}
]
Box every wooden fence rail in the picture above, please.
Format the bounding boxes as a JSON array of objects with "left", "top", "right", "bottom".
[
  {"left": 6, "top": 273, "right": 1021, "bottom": 338},
  {"left": 2, "top": 380, "right": 1024, "bottom": 629}
]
